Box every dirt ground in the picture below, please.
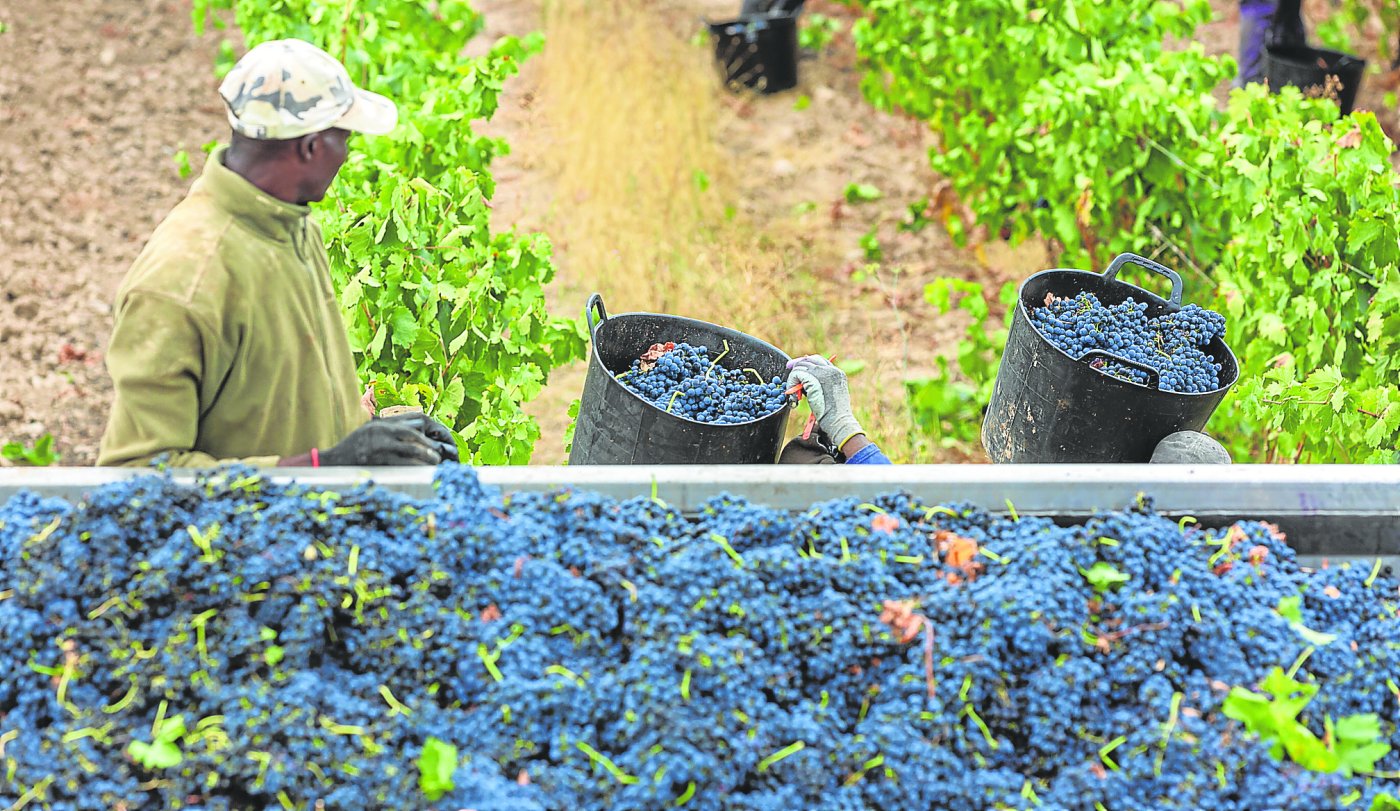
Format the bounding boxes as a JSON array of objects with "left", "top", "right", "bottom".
[
  {"left": 0, "top": 0, "right": 227, "bottom": 465},
  {"left": 0, "top": 0, "right": 1393, "bottom": 466}
]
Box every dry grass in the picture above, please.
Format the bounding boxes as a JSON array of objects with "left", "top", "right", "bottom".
[{"left": 536, "top": 0, "right": 819, "bottom": 345}]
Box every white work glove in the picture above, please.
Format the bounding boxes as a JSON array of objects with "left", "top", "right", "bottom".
[{"left": 786, "top": 355, "right": 864, "bottom": 448}]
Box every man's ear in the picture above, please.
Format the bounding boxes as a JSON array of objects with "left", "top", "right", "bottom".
[{"left": 297, "top": 133, "right": 318, "bottom": 163}]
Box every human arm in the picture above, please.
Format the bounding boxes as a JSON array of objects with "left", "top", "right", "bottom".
[
  {"left": 97, "top": 292, "right": 280, "bottom": 468},
  {"left": 784, "top": 355, "right": 893, "bottom": 465},
  {"left": 842, "top": 436, "right": 893, "bottom": 465}
]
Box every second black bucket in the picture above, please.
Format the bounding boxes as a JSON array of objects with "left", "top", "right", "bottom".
[
  {"left": 708, "top": 14, "right": 799, "bottom": 94},
  {"left": 982, "top": 254, "right": 1239, "bottom": 464},
  {"left": 569, "top": 295, "right": 794, "bottom": 465},
  {"left": 1265, "top": 45, "right": 1367, "bottom": 115}
]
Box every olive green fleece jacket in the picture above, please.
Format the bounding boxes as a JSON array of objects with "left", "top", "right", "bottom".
[{"left": 97, "top": 147, "right": 368, "bottom": 467}]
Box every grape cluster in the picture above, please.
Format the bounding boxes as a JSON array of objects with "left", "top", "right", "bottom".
[
  {"left": 1, "top": 467, "right": 1396, "bottom": 811},
  {"left": 616, "top": 342, "right": 788, "bottom": 424},
  {"left": 1032, "top": 292, "right": 1228, "bottom": 393}
]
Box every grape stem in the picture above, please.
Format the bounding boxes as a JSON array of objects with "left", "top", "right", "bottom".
[{"left": 704, "top": 340, "right": 731, "bottom": 379}]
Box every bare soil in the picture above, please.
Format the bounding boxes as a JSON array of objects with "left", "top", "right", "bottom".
[{"left": 0, "top": 0, "right": 226, "bottom": 466}]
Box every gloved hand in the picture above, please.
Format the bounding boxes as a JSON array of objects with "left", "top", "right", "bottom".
[
  {"left": 414, "top": 413, "right": 462, "bottom": 463},
  {"left": 786, "top": 355, "right": 864, "bottom": 449},
  {"left": 375, "top": 408, "right": 461, "bottom": 463},
  {"left": 320, "top": 413, "right": 450, "bottom": 466}
]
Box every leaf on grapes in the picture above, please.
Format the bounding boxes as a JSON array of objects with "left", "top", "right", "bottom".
[
  {"left": 127, "top": 739, "right": 183, "bottom": 770},
  {"left": 127, "top": 715, "right": 186, "bottom": 770},
  {"left": 1332, "top": 713, "right": 1382, "bottom": 743},
  {"left": 640, "top": 342, "right": 676, "bottom": 364},
  {"left": 1276, "top": 595, "right": 1305, "bottom": 624},
  {"left": 1078, "top": 562, "right": 1130, "bottom": 594},
  {"left": 934, "top": 530, "right": 982, "bottom": 584},
  {"left": 1336, "top": 736, "right": 1392, "bottom": 776},
  {"left": 878, "top": 599, "right": 924, "bottom": 644},
  {"left": 871, "top": 514, "right": 900, "bottom": 535},
  {"left": 418, "top": 737, "right": 458, "bottom": 801}
]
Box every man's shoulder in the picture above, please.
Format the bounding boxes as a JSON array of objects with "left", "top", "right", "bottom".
[{"left": 119, "top": 188, "right": 240, "bottom": 307}]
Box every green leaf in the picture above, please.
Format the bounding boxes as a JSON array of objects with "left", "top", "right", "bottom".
[
  {"left": 1333, "top": 713, "right": 1383, "bottom": 743},
  {"left": 127, "top": 739, "right": 183, "bottom": 770},
  {"left": 1276, "top": 595, "right": 1304, "bottom": 624},
  {"left": 438, "top": 378, "right": 467, "bottom": 426},
  {"left": 418, "top": 737, "right": 458, "bottom": 801},
  {"left": 844, "top": 183, "right": 883, "bottom": 203},
  {"left": 173, "top": 150, "right": 193, "bottom": 179},
  {"left": 1276, "top": 595, "right": 1338, "bottom": 645},
  {"left": 1, "top": 434, "right": 59, "bottom": 466},
  {"left": 1078, "top": 562, "right": 1129, "bottom": 593},
  {"left": 128, "top": 714, "right": 187, "bottom": 770}
]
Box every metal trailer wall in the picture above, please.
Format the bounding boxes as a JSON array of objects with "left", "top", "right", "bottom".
[{"left": 1, "top": 465, "right": 1396, "bottom": 567}]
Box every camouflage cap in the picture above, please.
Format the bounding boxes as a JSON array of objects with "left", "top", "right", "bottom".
[{"left": 218, "top": 39, "right": 397, "bottom": 140}]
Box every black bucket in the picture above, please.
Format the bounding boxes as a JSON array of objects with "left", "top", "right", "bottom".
[
  {"left": 1265, "top": 45, "right": 1367, "bottom": 115},
  {"left": 569, "top": 294, "right": 795, "bottom": 465},
  {"left": 707, "top": 14, "right": 799, "bottom": 94},
  {"left": 982, "top": 253, "right": 1239, "bottom": 464}
]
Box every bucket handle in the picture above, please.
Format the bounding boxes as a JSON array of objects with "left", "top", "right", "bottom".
[
  {"left": 585, "top": 293, "right": 608, "bottom": 335},
  {"left": 1102, "top": 253, "right": 1183, "bottom": 311},
  {"left": 1080, "top": 350, "right": 1161, "bottom": 390}
]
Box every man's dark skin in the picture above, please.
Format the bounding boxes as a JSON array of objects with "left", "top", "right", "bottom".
[
  {"left": 220, "top": 127, "right": 456, "bottom": 467},
  {"left": 224, "top": 128, "right": 350, "bottom": 205}
]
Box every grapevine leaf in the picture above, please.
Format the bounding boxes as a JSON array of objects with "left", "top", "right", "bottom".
[
  {"left": 418, "top": 737, "right": 458, "bottom": 801},
  {"left": 1078, "top": 562, "right": 1130, "bottom": 594}
]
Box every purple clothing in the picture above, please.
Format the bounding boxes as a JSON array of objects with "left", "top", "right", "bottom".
[
  {"left": 1238, "top": 0, "right": 1306, "bottom": 87},
  {"left": 1238, "top": 1, "right": 1279, "bottom": 86}
]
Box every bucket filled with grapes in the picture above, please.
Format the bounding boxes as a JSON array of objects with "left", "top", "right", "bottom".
[
  {"left": 983, "top": 253, "right": 1239, "bottom": 464},
  {"left": 569, "top": 294, "right": 795, "bottom": 465}
]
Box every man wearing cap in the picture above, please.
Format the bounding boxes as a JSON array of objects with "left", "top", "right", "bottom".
[{"left": 98, "top": 39, "right": 455, "bottom": 468}]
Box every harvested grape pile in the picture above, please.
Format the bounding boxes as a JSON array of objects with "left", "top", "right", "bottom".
[
  {"left": 2, "top": 467, "right": 1397, "bottom": 811},
  {"left": 615, "top": 341, "right": 788, "bottom": 424},
  {"left": 1031, "top": 293, "right": 1228, "bottom": 393}
]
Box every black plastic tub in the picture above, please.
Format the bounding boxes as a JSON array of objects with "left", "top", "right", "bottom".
[
  {"left": 1265, "top": 45, "right": 1367, "bottom": 115},
  {"left": 708, "top": 14, "right": 799, "bottom": 94},
  {"left": 569, "top": 294, "right": 794, "bottom": 465},
  {"left": 982, "top": 254, "right": 1239, "bottom": 464}
]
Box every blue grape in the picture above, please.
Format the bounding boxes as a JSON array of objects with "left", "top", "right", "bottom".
[
  {"left": 1032, "top": 292, "right": 1228, "bottom": 393},
  {"left": 0, "top": 466, "right": 1394, "bottom": 810},
  {"left": 615, "top": 342, "right": 788, "bottom": 424}
]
